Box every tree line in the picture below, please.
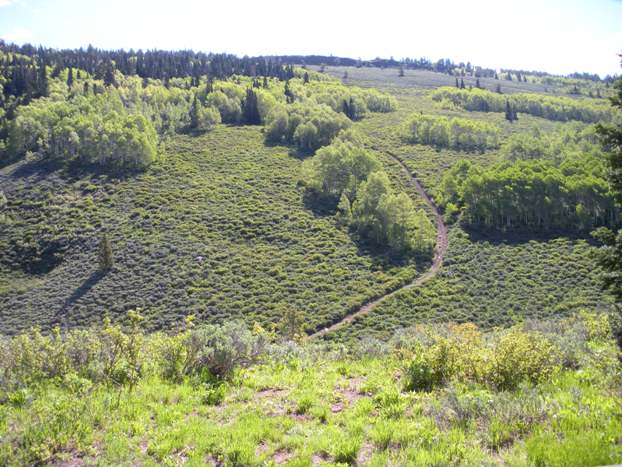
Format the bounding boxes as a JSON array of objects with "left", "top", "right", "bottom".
[
  {"left": 438, "top": 158, "right": 617, "bottom": 232},
  {"left": 432, "top": 86, "right": 613, "bottom": 123},
  {"left": 402, "top": 112, "right": 499, "bottom": 151}
]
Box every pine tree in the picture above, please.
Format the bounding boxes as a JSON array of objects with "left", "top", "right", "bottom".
[
  {"left": 455, "top": 77, "right": 460, "bottom": 88},
  {"left": 505, "top": 100, "right": 515, "bottom": 122},
  {"left": 594, "top": 72, "right": 622, "bottom": 346},
  {"left": 67, "top": 67, "right": 74, "bottom": 88},
  {"left": 303, "top": 72, "right": 309, "bottom": 84},
  {"left": 37, "top": 60, "right": 48, "bottom": 97},
  {"left": 242, "top": 88, "right": 261, "bottom": 125},
  {"left": 263, "top": 76, "right": 269, "bottom": 88},
  {"left": 98, "top": 234, "right": 113, "bottom": 272},
  {"left": 495, "top": 83, "right": 502, "bottom": 94},
  {"left": 103, "top": 60, "right": 116, "bottom": 87},
  {"left": 398, "top": 65, "right": 405, "bottom": 77},
  {"left": 190, "top": 95, "right": 200, "bottom": 129},
  {"left": 460, "top": 78, "right": 465, "bottom": 89},
  {"left": 475, "top": 78, "right": 481, "bottom": 88}
]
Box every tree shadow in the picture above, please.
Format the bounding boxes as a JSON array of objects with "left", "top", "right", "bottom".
[
  {"left": 7, "top": 156, "right": 65, "bottom": 182},
  {"left": 302, "top": 188, "right": 338, "bottom": 217},
  {"left": 60, "top": 270, "right": 105, "bottom": 312},
  {"left": 353, "top": 232, "right": 428, "bottom": 269}
]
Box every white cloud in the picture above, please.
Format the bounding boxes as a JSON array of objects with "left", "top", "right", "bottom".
[
  {"left": 2, "top": 26, "right": 33, "bottom": 43},
  {"left": 0, "top": 0, "right": 13, "bottom": 6}
]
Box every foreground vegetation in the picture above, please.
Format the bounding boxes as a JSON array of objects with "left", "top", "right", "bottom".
[{"left": 1, "top": 312, "right": 620, "bottom": 466}]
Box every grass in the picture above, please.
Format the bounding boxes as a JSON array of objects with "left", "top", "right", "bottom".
[
  {"left": 328, "top": 227, "right": 612, "bottom": 342},
  {"left": 1, "top": 315, "right": 621, "bottom": 466}
]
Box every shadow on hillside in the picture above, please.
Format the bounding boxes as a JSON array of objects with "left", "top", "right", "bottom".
[
  {"left": 6, "top": 153, "right": 141, "bottom": 185},
  {"left": 8, "top": 156, "right": 65, "bottom": 182},
  {"left": 263, "top": 140, "right": 314, "bottom": 160},
  {"left": 302, "top": 188, "right": 338, "bottom": 217},
  {"left": 463, "top": 224, "right": 597, "bottom": 246},
  {"left": 353, "top": 234, "right": 429, "bottom": 269},
  {"left": 60, "top": 270, "right": 105, "bottom": 311}
]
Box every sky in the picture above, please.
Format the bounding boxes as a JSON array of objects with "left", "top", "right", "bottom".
[{"left": 0, "top": 0, "right": 621, "bottom": 76}]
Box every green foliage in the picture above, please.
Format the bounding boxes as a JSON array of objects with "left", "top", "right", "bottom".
[
  {"left": 190, "top": 95, "right": 221, "bottom": 131},
  {"left": 439, "top": 158, "right": 617, "bottom": 232},
  {"left": 301, "top": 139, "right": 434, "bottom": 254},
  {"left": 266, "top": 102, "right": 351, "bottom": 151},
  {"left": 595, "top": 77, "right": 622, "bottom": 307},
  {"left": 0, "top": 313, "right": 620, "bottom": 466},
  {"left": 301, "top": 139, "right": 380, "bottom": 201},
  {"left": 7, "top": 94, "right": 158, "bottom": 171},
  {"left": 432, "top": 86, "right": 613, "bottom": 122},
  {"left": 352, "top": 172, "right": 434, "bottom": 253},
  {"left": 402, "top": 112, "right": 499, "bottom": 151}
]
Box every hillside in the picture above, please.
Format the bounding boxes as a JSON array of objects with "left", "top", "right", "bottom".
[{"left": 0, "top": 60, "right": 615, "bottom": 338}]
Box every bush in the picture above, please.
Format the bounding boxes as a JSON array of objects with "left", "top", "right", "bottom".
[
  {"left": 402, "top": 322, "right": 562, "bottom": 392},
  {"left": 488, "top": 328, "right": 560, "bottom": 390},
  {"left": 181, "top": 321, "right": 267, "bottom": 380}
]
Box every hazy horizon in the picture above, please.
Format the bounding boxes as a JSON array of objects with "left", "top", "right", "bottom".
[{"left": 0, "top": 0, "right": 621, "bottom": 77}]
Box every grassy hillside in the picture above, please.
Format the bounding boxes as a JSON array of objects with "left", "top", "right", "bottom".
[
  {"left": 0, "top": 60, "right": 616, "bottom": 340},
  {"left": 1, "top": 313, "right": 620, "bottom": 466},
  {"left": 0, "top": 126, "right": 427, "bottom": 335},
  {"left": 315, "top": 69, "right": 615, "bottom": 341}
]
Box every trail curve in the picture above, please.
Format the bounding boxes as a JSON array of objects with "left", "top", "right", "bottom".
[{"left": 309, "top": 149, "right": 448, "bottom": 339}]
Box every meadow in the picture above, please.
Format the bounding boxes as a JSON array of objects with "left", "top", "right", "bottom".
[{"left": 0, "top": 312, "right": 620, "bottom": 466}]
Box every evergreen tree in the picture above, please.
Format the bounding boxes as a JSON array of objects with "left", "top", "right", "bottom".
[
  {"left": 103, "top": 60, "right": 116, "bottom": 87},
  {"left": 303, "top": 72, "right": 309, "bottom": 84},
  {"left": 399, "top": 65, "right": 405, "bottom": 77},
  {"left": 98, "top": 234, "right": 113, "bottom": 272},
  {"left": 460, "top": 78, "right": 465, "bottom": 89},
  {"left": 475, "top": 78, "right": 481, "bottom": 88},
  {"left": 37, "top": 60, "right": 48, "bottom": 97},
  {"left": 190, "top": 95, "right": 201, "bottom": 129},
  {"left": 242, "top": 88, "right": 261, "bottom": 125},
  {"left": 67, "top": 67, "right": 73, "bottom": 88},
  {"left": 595, "top": 72, "right": 622, "bottom": 333},
  {"left": 505, "top": 100, "right": 516, "bottom": 122},
  {"left": 263, "top": 76, "right": 269, "bottom": 88},
  {"left": 455, "top": 77, "right": 460, "bottom": 88},
  {"left": 495, "top": 83, "right": 502, "bottom": 94}
]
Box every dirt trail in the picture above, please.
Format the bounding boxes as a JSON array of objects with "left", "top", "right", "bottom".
[{"left": 309, "top": 149, "right": 448, "bottom": 339}]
